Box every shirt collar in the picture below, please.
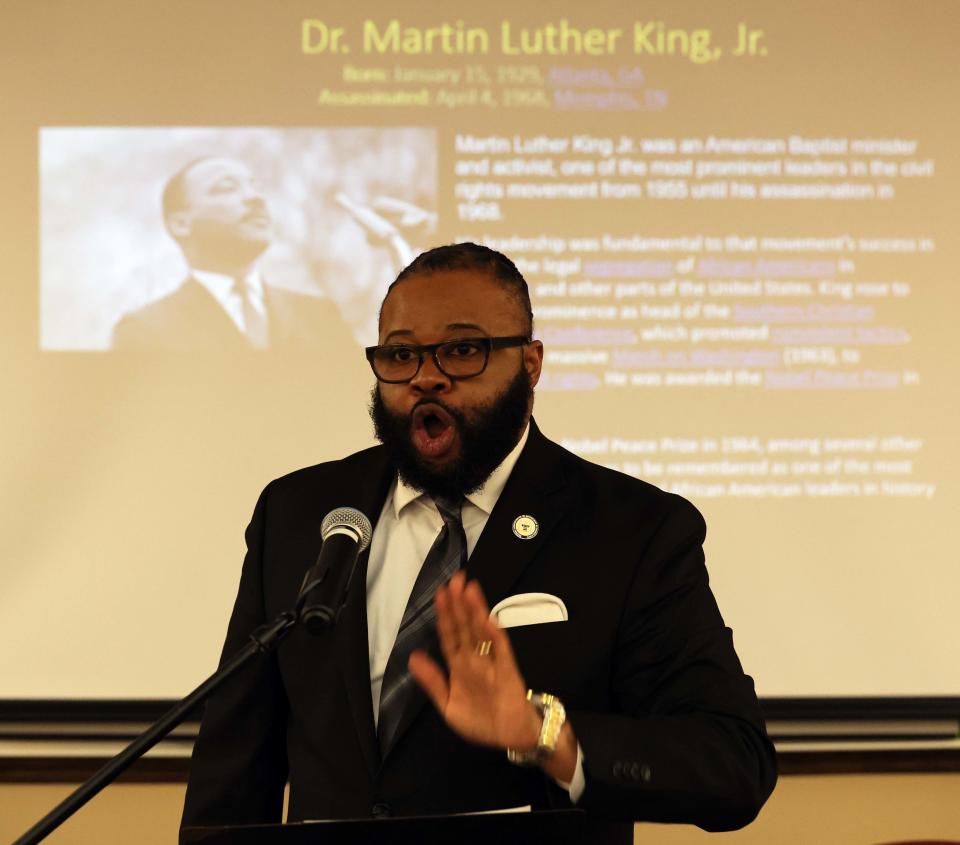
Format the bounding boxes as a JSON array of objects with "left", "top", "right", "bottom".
[
  {"left": 392, "top": 422, "right": 530, "bottom": 519},
  {"left": 192, "top": 267, "right": 264, "bottom": 304}
]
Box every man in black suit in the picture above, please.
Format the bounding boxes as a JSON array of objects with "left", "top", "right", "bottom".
[
  {"left": 181, "top": 243, "right": 777, "bottom": 834},
  {"left": 112, "top": 156, "right": 357, "bottom": 352}
]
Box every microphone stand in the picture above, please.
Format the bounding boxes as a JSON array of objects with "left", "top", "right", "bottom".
[{"left": 12, "top": 610, "right": 299, "bottom": 845}]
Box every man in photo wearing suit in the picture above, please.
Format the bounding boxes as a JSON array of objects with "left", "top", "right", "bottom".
[
  {"left": 111, "top": 156, "right": 358, "bottom": 352},
  {"left": 181, "top": 243, "right": 777, "bottom": 833}
]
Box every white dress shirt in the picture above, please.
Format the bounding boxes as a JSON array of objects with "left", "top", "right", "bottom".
[
  {"left": 365, "top": 423, "right": 585, "bottom": 801},
  {"left": 192, "top": 268, "right": 267, "bottom": 334}
]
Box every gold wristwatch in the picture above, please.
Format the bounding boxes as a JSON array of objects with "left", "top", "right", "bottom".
[{"left": 506, "top": 690, "right": 566, "bottom": 766}]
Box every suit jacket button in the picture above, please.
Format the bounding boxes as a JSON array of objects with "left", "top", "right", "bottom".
[{"left": 372, "top": 802, "right": 391, "bottom": 818}]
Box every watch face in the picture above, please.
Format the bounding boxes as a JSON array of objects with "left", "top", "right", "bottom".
[
  {"left": 536, "top": 695, "right": 566, "bottom": 754},
  {"left": 507, "top": 693, "right": 565, "bottom": 766}
]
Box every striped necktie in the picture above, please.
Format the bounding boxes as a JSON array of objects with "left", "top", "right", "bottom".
[
  {"left": 377, "top": 495, "right": 467, "bottom": 756},
  {"left": 236, "top": 277, "right": 269, "bottom": 348}
]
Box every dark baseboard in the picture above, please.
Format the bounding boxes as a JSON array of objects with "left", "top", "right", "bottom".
[
  {"left": 4, "top": 696, "right": 957, "bottom": 723},
  {"left": 0, "top": 757, "right": 190, "bottom": 783},
  {"left": 760, "top": 696, "right": 960, "bottom": 721},
  {"left": 2, "top": 748, "right": 959, "bottom": 783},
  {"left": 2, "top": 696, "right": 958, "bottom": 782}
]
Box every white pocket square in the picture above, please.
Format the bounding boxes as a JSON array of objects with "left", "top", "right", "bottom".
[{"left": 489, "top": 593, "right": 568, "bottom": 629}]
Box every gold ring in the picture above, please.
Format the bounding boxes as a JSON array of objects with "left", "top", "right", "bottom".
[{"left": 474, "top": 640, "right": 493, "bottom": 657}]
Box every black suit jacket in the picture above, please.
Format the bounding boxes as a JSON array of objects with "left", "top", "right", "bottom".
[
  {"left": 111, "top": 278, "right": 356, "bottom": 352},
  {"left": 181, "top": 421, "right": 777, "bottom": 833}
]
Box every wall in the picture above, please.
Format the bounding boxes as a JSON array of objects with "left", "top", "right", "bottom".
[{"left": 2, "top": 774, "right": 958, "bottom": 844}]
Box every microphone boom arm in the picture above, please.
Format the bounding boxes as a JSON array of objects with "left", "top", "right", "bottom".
[
  {"left": 13, "top": 505, "right": 372, "bottom": 844},
  {"left": 12, "top": 611, "right": 298, "bottom": 845}
]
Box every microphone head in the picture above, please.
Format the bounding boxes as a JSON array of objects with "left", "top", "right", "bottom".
[{"left": 320, "top": 507, "right": 373, "bottom": 551}]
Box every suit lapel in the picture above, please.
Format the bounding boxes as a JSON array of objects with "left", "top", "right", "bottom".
[
  {"left": 465, "top": 421, "right": 572, "bottom": 609},
  {"left": 181, "top": 276, "right": 251, "bottom": 348},
  {"left": 333, "top": 546, "right": 379, "bottom": 778},
  {"left": 382, "top": 420, "right": 575, "bottom": 759},
  {"left": 328, "top": 447, "right": 394, "bottom": 779}
]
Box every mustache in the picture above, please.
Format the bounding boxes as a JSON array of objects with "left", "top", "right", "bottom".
[
  {"left": 408, "top": 397, "right": 464, "bottom": 425},
  {"left": 368, "top": 365, "right": 532, "bottom": 500},
  {"left": 241, "top": 198, "right": 270, "bottom": 219}
]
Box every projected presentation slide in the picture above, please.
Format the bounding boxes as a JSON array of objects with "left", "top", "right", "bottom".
[
  {"left": 2, "top": 1, "right": 957, "bottom": 701},
  {"left": 40, "top": 128, "right": 437, "bottom": 351}
]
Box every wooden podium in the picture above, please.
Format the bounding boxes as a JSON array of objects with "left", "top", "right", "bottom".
[{"left": 181, "top": 809, "right": 632, "bottom": 844}]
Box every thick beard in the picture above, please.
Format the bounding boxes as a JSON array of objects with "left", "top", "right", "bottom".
[{"left": 369, "top": 367, "right": 532, "bottom": 501}]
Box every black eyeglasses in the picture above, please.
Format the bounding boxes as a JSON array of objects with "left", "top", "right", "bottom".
[{"left": 365, "top": 336, "right": 530, "bottom": 383}]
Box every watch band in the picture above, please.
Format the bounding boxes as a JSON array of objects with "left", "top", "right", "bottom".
[{"left": 506, "top": 690, "right": 566, "bottom": 766}]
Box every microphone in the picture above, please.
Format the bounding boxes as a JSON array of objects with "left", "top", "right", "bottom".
[{"left": 297, "top": 507, "right": 373, "bottom": 633}]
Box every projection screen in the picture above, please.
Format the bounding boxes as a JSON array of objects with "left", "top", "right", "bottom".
[{"left": 1, "top": 0, "right": 957, "bottom": 703}]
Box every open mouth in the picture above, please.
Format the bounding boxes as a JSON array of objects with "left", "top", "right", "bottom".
[{"left": 411, "top": 403, "right": 457, "bottom": 458}]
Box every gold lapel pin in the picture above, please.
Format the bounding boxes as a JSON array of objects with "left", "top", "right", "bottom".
[{"left": 512, "top": 514, "right": 539, "bottom": 540}]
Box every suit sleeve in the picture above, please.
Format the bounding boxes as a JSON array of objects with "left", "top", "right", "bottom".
[
  {"left": 569, "top": 497, "right": 778, "bottom": 831},
  {"left": 180, "top": 483, "right": 289, "bottom": 833}
]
